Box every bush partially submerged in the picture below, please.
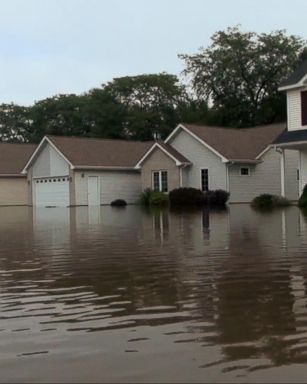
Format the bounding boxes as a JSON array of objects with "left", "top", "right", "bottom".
[
  {"left": 139, "top": 189, "right": 169, "bottom": 207},
  {"left": 204, "top": 189, "right": 230, "bottom": 206},
  {"left": 169, "top": 188, "right": 205, "bottom": 206},
  {"left": 169, "top": 188, "right": 229, "bottom": 207},
  {"left": 111, "top": 199, "right": 127, "bottom": 207},
  {"left": 299, "top": 185, "right": 307, "bottom": 208},
  {"left": 252, "top": 194, "right": 290, "bottom": 209}
]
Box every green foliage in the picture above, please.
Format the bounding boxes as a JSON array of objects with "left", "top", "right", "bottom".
[
  {"left": 299, "top": 185, "right": 307, "bottom": 208},
  {"left": 103, "top": 73, "right": 192, "bottom": 140},
  {"left": 139, "top": 189, "right": 169, "bottom": 207},
  {"left": 169, "top": 188, "right": 230, "bottom": 207},
  {"left": 149, "top": 192, "right": 169, "bottom": 206},
  {"left": 252, "top": 194, "right": 290, "bottom": 209},
  {"left": 0, "top": 27, "right": 306, "bottom": 143},
  {"left": 111, "top": 199, "right": 127, "bottom": 207},
  {"left": 204, "top": 190, "right": 230, "bottom": 206},
  {"left": 0, "top": 104, "right": 32, "bottom": 142},
  {"left": 169, "top": 188, "right": 205, "bottom": 206},
  {"left": 180, "top": 26, "right": 306, "bottom": 127}
]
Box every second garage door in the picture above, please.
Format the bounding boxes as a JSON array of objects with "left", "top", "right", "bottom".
[{"left": 33, "top": 177, "right": 70, "bottom": 207}]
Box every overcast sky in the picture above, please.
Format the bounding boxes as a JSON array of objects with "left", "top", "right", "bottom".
[{"left": 0, "top": 0, "right": 306, "bottom": 105}]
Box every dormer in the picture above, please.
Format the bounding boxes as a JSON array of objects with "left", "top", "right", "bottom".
[{"left": 279, "top": 60, "right": 307, "bottom": 131}]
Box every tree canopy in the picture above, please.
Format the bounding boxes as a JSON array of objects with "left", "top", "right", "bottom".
[
  {"left": 0, "top": 26, "right": 306, "bottom": 143},
  {"left": 180, "top": 27, "right": 307, "bottom": 127}
]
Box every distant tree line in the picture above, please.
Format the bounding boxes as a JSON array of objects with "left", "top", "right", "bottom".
[{"left": 1, "top": 26, "right": 307, "bottom": 143}]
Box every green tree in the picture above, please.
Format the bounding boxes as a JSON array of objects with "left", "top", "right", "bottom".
[
  {"left": 103, "top": 73, "right": 192, "bottom": 140},
  {"left": 180, "top": 27, "right": 306, "bottom": 127},
  {"left": 85, "top": 88, "right": 126, "bottom": 139},
  {"left": 0, "top": 103, "right": 32, "bottom": 142},
  {"left": 30, "top": 94, "right": 89, "bottom": 142}
]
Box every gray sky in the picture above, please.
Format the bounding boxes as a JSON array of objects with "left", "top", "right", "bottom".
[{"left": 0, "top": 0, "right": 306, "bottom": 105}]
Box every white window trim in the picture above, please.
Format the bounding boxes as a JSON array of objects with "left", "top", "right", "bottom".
[
  {"left": 200, "top": 168, "right": 209, "bottom": 192},
  {"left": 152, "top": 170, "right": 168, "bottom": 192},
  {"left": 240, "top": 166, "right": 250, "bottom": 176}
]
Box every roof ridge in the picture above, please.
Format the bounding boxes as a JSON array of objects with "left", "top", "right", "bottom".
[{"left": 46, "top": 134, "right": 153, "bottom": 145}]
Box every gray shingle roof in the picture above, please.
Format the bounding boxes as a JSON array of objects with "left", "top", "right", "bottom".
[
  {"left": 0, "top": 143, "right": 36, "bottom": 176},
  {"left": 280, "top": 59, "right": 307, "bottom": 88},
  {"left": 181, "top": 123, "right": 286, "bottom": 161},
  {"left": 47, "top": 135, "right": 154, "bottom": 168},
  {"left": 273, "top": 129, "right": 307, "bottom": 145}
]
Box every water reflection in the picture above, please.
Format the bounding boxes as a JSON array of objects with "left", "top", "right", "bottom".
[{"left": 1, "top": 205, "right": 307, "bottom": 381}]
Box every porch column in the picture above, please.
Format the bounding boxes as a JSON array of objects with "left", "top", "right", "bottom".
[{"left": 280, "top": 149, "right": 286, "bottom": 197}]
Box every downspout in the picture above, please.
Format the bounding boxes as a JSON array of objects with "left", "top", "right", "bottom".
[{"left": 275, "top": 146, "right": 286, "bottom": 197}]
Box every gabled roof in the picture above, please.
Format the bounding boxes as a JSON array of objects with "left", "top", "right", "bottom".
[
  {"left": 279, "top": 59, "right": 307, "bottom": 91},
  {"left": 23, "top": 135, "right": 154, "bottom": 172},
  {"left": 0, "top": 143, "right": 36, "bottom": 176},
  {"left": 166, "top": 123, "right": 286, "bottom": 162},
  {"left": 135, "top": 141, "right": 191, "bottom": 168}
]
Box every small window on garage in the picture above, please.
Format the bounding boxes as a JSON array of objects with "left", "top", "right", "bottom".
[{"left": 240, "top": 167, "right": 250, "bottom": 176}]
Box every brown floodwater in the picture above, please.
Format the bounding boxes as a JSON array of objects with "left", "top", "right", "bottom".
[{"left": 2, "top": 204, "right": 307, "bottom": 382}]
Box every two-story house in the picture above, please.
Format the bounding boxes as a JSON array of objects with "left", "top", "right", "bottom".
[{"left": 274, "top": 59, "right": 307, "bottom": 196}]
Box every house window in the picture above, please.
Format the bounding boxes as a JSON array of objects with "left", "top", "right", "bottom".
[
  {"left": 301, "top": 91, "right": 307, "bottom": 126},
  {"left": 201, "top": 169, "right": 209, "bottom": 192},
  {"left": 240, "top": 167, "right": 250, "bottom": 176},
  {"left": 152, "top": 171, "right": 168, "bottom": 192}
]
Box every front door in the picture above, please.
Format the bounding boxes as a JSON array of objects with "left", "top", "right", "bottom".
[{"left": 88, "top": 176, "right": 100, "bottom": 206}]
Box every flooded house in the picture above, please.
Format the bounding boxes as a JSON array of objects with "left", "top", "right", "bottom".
[
  {"left": 274, "top": 59, "right": 307, "bottom": 196},
  {"left": 137, "top": 123, "right": 299, "bottom": 203},
  {"left": 0, "top": 143, "right": 36, "bottom": 206}
]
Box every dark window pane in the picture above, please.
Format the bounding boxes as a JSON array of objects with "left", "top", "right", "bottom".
[
  {"left": 161, "top": 171, "right": 168, "bottom": 192},
  {"left": 302, "top": 91, "right": 307, "bottom": 126},
  {"left": 201, "top": 169, "right": 209, "bottom": 192},
  {"left": 240, "top": 167, "right": 250, "bottom": 176}
]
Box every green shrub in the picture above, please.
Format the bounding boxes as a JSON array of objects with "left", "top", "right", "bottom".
[
  {"left": 204, "top": 189, "right": 230, "bottom": 206},
  {"left": 272, "top": 195, "right": 291, "bottom": 207},
  {"left": 252, "top": 194, "right": 290, "bottom": 209},
  {"left": 299, "top": 185, "right": 307, "bottom": 208},
  {"left": 139, "top": 188, "right": 154, "bottom": 206},
  {"left": 169, "top": 188, "right": 230, "bottom": 207},
  {"left": 139, "top": 189, "right": 169, "bottom": 207},
  {"left": 169, "top": 188, "right": 205, "bottom": 206},
  {"left": 252, "top": 194, "right": 274, "bottom": 208},
  {"left": 111, "top": 199, "right": 127, "bottom": 207},
  {"left": 149, "top": 192, "right": 169, "bottom": 206}
]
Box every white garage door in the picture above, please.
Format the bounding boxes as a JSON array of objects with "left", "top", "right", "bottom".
[{"left": 33, "top": 177, "right": 70, "bottom": 207}]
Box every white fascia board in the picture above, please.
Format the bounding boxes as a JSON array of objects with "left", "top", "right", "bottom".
[
  {"left": 74, "top": 166, "right": 137, "bottom": 171},
  {"left": 165, "top": 123, "right": 228, "bottom": 163},
  {"left": 135, "top": 142, "right": 182, "bottom": 169},
  {"left": 255, "top": 146, "right": 271, "bottom": 160},
  {"left": 21, "top": 136, "right": 74, "bottom": 174},
  {"left": 278, "top": 75, "right": 307, "bottom": 92}
]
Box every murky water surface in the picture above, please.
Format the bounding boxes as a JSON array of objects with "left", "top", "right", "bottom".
[{"left": 2, "top": 205, "right": 307, "bottom": 382}]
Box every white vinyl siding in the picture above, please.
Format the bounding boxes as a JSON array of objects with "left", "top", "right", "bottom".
[
  {"left": 287, "top": 88, "right": 307, "bottom": 131},
  {"left": 169, "top": 129, "right": 227, "bottom": 191},
  {"left": 74, "top": 171, "right": 142, "bottom": 205},
  {"left": 32, "top": 143, "right": 70, "bottom": 178},
  {"left": 229, "top": 148, "right": 299, "bottom": 203}
]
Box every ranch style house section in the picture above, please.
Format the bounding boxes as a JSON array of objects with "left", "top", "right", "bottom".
[
  {"left": 0, "top": 143, "right": 36, "bottom": 206},
  {"left": 138, "top": 123, "right": 299, "bottom": 203}
]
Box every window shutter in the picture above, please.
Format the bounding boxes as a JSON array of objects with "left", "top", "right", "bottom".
[{"left": 301, "top": 91, "right": 307, "bottom": 126}]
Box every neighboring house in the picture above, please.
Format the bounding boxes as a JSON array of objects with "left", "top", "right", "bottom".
[
  {"left": 137, "top": 123, "right": 299, "bottom": 203},
  {"left": 273, "top": 59, "right": 307, "bottom": 196},
  {"left": 0, "top": 143, "right": 36, "bottom": 206},
  {"left": 22, "top": 135, "right": 152, "bottom": 207}
]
